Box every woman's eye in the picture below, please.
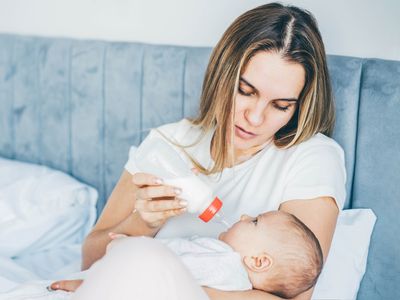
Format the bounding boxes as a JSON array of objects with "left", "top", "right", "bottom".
[
  {"left": 273, "top": 103, "right": 290, "bottom": 112},
  {"left": 238, "top": 88, "right": 292, "bottom": 113},
  {"left": 238, "top": 87, "right": 255, "bottom": 97}
]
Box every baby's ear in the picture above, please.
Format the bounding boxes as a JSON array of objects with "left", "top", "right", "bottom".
[{"left": 243, "top": 253, "right": 273, "bottom": 273}]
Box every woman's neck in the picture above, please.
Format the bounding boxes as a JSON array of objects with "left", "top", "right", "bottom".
[{"left": 211, "top": 134, "right": 271, "bottom": 167}]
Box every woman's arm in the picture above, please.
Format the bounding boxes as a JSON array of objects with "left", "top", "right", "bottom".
[
  {"left": 279, "top": 196, "right": 338, "bottom": 265},
  {"left": 81, "top": 170, "right": 185, "bottom": 270},
  {"left": 279, "top": 196, "right": 339, "bottom": 300},
  {"left": 203, "top": 287, "right": 283, "bottom": 300},
  {"left": 81, "top": 171, "right": 156, "bottom": 269}
]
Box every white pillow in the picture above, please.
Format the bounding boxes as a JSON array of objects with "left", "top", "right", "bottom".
[
  {"left": 312, "top": 208, "right": 376, "bottom": 300},
  {"left": 0, "top": 157, "right": 98, "bottom": 257}
]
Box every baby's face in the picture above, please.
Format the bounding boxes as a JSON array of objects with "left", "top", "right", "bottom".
[{"left": 219, "top": 212, "right": 273, "bottom": 256}]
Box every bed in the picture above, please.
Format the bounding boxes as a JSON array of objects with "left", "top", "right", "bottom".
[{"left": 0, "top": 33, "right": 399, "bottom": 299}]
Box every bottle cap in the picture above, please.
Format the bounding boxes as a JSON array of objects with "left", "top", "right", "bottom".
[{"left": 198, "top": 197, "right": 222, "bottom": 222}]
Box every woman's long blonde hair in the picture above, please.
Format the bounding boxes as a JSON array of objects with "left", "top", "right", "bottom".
[{"left": 176, "top": 3, "right": 335, "bottom": 175}]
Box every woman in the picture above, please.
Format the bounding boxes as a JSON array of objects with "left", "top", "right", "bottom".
[{"left": 53, "top": 3, "right": 346, "bottom": 300}]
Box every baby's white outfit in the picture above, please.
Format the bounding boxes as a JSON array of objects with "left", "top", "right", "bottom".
[{"left": 159, "top": 236, "right": 252, "bottom": 291}]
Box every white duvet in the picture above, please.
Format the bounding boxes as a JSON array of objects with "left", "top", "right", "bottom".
[{"left": 0, "top": 157, "right": 97, "bottom": 300}]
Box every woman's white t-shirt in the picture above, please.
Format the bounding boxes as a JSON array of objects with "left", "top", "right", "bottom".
[{"left": 125, "top": 119, "right": 346, "bottom": 239}]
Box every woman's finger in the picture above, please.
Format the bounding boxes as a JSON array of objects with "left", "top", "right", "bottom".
[
  {"left": 136, "top": 185, "right": 181, "bottom": 200},
  {"left": 135, "top": 198, "right": 187, "bottom": 212},
  {"left": 137, "top": 206, "right": 187, "bottom": 228},
  {"left": 132, "top": 172, "right": 163, "bottom": 186},
  {"left": 48, "top": 279, "right": 83, "bottom": 292},
  {"left": 160, "top": 207, "right": 187, "bottom": 219}
]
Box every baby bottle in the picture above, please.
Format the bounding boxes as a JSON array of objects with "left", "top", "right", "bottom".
[{"left": 134, "top": 131, "right": 222, "bottom": 222}]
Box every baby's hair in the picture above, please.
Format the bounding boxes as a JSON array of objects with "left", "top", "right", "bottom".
[{"left": 262, "top": 211, "right": 324, "bottom": 299}]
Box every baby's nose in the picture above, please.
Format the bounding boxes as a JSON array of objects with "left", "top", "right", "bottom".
[{"left": 240, "top": 214, "right": 251, "bottom": 221}]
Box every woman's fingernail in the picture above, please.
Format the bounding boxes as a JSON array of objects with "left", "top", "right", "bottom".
[
  {"left": 154, "top": 178, "right": 163, "bottom": 184},
  {"left": 174, "top": 188, "right": 182, "bottom": 195},
  {"left": 179, "top": 200, "right": 187, "bottom": 207}
]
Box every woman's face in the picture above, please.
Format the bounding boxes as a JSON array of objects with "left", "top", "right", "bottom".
[{"left": 230, "top": 51, "right": 305, "bottom": 154}]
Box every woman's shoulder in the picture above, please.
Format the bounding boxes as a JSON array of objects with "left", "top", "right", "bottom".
[
  {"left": 291, "top": 133, "right": 344, "bottom": 156},
  {"left": 155, "top": 118, "right": 205, "bottom": 144},
  {"left": 156, "top": 118, "right": 199, "bottom": 136},
  {"left": 281, "top": 133, "right": 345, "bottom": 167},
  {"left": 156, "top": 118, "right": 192, "bottom": 131}
]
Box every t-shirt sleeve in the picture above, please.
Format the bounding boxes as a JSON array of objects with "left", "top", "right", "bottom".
[
  {"left": 124, "top": 145, "right": 140, "bottom": 175},
  {"left": 124, "top": 118, "right": 192, "bottom": 175},
  {"left": 123, "top": 128, "right": 162, "bottom": 175},
  {"left": 281, "top": 140, "right": 347, "bottom": 210}
]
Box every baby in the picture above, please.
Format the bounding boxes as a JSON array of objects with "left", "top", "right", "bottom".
[
  {"left": 51, "top": 211, "right": 323, "bottom": 299},
  {"left": 218, "top": 210, "right": 323, "bottom": 298}
]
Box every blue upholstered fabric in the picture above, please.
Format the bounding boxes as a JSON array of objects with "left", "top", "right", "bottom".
[
  {"left": 0, "top": 34, "right": 398, "bottom": 299},
  {"left": 328, "top": 55, "right": 363, "bottom": 209},
  {"left": 351, "top": 58, "right": 400, "bottom": 300}
]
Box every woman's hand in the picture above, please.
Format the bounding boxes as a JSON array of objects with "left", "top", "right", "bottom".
[
  {"left": 132, "top": 172, "right": 187, "bottom": 229},
  {"left": 80, "top": 170, "right": 190, "bottom": 270}
]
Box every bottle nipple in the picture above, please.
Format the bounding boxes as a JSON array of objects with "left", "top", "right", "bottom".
[{"left": 214, "top": 212, "right": 231, "bottom": 229}]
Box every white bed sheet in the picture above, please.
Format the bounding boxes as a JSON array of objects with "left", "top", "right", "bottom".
[{"left": 0, "top": 246, "right": 83, "bottom": 300}]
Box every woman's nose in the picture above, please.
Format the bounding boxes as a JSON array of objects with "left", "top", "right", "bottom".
[{"left": 244, "top": 100, "right": 267, "bottom": 126}]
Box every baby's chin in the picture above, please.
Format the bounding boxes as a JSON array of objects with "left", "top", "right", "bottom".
[{"left": 218, "top": 231, "right": 226, "bottom": 241}]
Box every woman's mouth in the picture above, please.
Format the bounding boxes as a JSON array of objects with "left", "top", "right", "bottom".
[{"left": 235, "top": 125, "right": 257, "bottom": 140}]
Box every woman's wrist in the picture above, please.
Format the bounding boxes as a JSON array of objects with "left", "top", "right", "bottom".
[
  {"left": 81, "top": 212, "right": 160, "bottom": 270},
  {"left": 114, "top": 209, "right": 161, "bottom": 237}
]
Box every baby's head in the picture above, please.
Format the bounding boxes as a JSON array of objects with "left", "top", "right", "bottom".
[{"left": 219, "top": 211, "right": 323, "bottom": 299}]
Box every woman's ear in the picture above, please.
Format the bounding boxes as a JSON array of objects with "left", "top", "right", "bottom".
[{"left": 243, "top": 253, "right": 273, "bottom": 273}]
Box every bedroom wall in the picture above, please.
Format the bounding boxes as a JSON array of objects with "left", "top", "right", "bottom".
[{"left": 0, "top": 0, "right": 399, "bottom": 60}]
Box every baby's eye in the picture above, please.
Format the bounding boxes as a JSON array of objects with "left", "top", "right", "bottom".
[{"left": 252, "top": 218, "right": 258, "bottom": 225}]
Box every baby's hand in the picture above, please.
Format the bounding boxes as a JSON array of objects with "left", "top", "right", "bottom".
[{"left": 48, "top": 279, "right": 83, "bottom": 292}]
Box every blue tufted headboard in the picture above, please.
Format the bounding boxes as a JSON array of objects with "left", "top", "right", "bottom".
[{"left": 0, "top": 34, "right": 399, "bottom": 299}]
